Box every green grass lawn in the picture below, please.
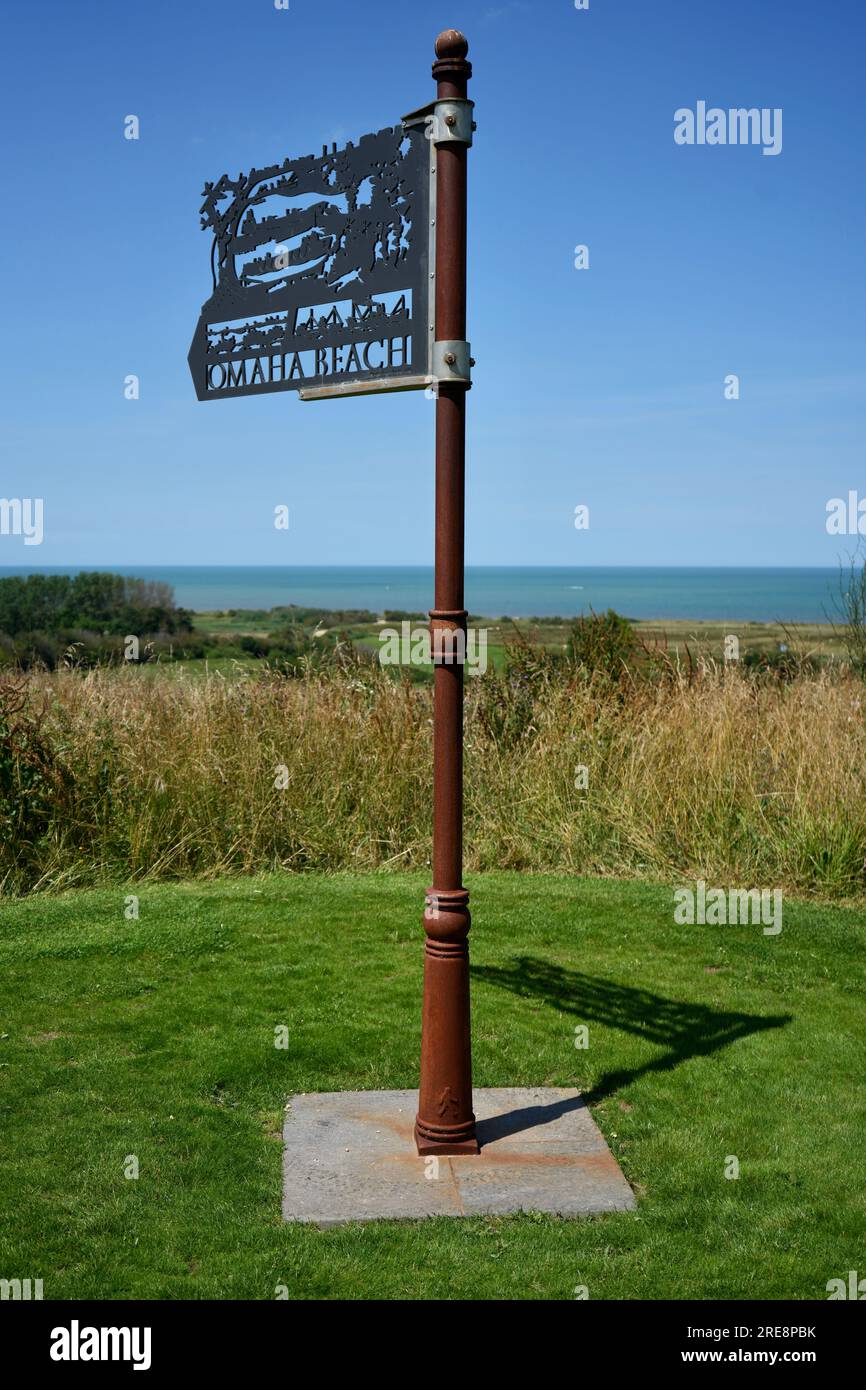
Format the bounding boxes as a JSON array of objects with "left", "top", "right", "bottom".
[{"left": 0, "top": 872, "right": 862, "bottom": 1300}]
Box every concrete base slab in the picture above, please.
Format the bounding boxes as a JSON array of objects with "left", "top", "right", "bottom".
[{"left": 282, "top": 1087, "right": 635, "bottom": 1226}]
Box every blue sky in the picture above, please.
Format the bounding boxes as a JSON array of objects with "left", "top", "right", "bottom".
[{"left": 1, "top": 0, "right": 864, "bottom": 567}]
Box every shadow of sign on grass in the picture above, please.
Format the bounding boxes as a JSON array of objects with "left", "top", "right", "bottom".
[{"left": 471, "top": 956, "right": 791, "bottom": 1130}]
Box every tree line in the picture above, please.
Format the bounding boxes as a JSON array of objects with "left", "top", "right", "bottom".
[{"left": 0, "top": 572, "right": 191, "bottom": 638}]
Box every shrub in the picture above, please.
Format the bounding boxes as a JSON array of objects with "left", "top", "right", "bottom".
[{"left": 567, "top": 608, "right": 636, "bottom": 676}]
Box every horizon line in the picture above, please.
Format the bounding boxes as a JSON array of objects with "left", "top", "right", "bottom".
[{"left": 0, "top": 563, "right": 848, "bottom": 573}]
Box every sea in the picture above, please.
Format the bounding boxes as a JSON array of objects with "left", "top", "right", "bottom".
[{"left": 0, "top": 566, "right": 847, "bottom": 623}]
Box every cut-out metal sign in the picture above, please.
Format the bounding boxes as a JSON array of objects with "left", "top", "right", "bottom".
[{"left": 188, "top": 121, "right": 431, "bottom": 401}]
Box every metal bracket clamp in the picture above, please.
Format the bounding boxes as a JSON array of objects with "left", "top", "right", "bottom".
[
  {"left": 402, "top": 98, "right": 475, "bottom": 147},
  {"left": 431, "top": 98, "right": 475, "bottom": 146},
  {"left": 432, "top": 340, "right": 472, "bottom": 386}
]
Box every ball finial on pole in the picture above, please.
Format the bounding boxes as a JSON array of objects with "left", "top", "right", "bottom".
[
  {"left": 435, "top": 29, "right": 469, "bottom": 60},
  {"left": 433, "top": 29, "right": 472, "bottom": 86}
]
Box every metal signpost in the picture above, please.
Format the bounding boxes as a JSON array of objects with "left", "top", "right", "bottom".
[
  {"left": 189, "top": 30, "right": 478, "bottom": 1157},
  {"left": 412, "top": 32, "right": 478, "bottom": 1157}
]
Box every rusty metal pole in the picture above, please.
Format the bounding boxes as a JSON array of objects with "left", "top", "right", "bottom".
[{"left": 414, "top": 29, "right": 479, "bottom": 1157}]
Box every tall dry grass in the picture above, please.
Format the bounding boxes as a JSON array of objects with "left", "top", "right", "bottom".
[{"left": 1, "top": 661, "right": 864, "bottom": 898}]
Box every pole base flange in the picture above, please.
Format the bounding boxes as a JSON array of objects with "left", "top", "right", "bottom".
[{"left": 414, "top": 1121, "right": 480, "bottom": 1156}]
